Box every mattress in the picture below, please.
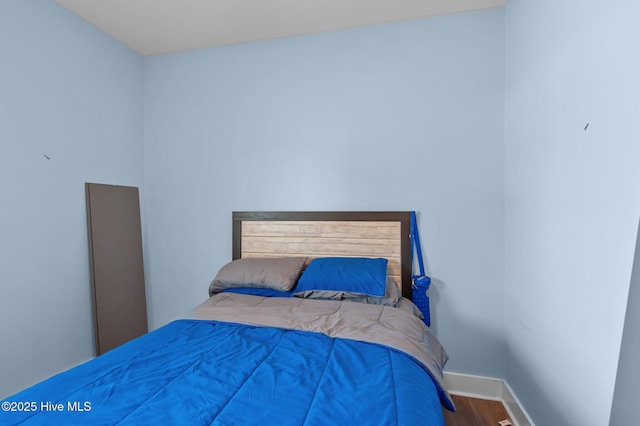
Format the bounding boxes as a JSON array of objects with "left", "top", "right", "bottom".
[{"left": 1, "top": 293, "right": 452, "bottom": 425}]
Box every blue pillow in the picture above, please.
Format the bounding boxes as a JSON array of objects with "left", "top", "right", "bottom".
[{"left": 295, "top": 257, "right": 388, "bottom": 297}]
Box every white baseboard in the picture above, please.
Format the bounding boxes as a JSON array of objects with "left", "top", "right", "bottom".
[{"left": 443, "top": 372, "right": 535, "bottom": 426}]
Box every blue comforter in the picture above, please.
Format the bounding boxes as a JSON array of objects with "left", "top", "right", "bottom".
[{"left": 1, "top": 320, "right": 445, "bottom": 425}]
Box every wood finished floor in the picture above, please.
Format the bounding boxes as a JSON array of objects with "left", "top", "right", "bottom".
[{"left": 443, "top": 395, "right": 513, "bottom": 426}]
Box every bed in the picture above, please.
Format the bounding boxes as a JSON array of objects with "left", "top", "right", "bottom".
[{"left": 0, "top": 211, "right": 453, "bottom": 425}]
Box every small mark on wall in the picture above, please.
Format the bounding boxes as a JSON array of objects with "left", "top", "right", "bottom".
[
  {"left": 43, "top": 154, "right": 50, "bottom": 160},
  {"left": 584, "top": 123, "right": 589, "bottom": 130}
]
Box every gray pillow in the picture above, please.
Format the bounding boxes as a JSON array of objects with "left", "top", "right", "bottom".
[
  {"left": 209, "top": 257, "right": 307, "bottom": 296},
  {"left": 294, "top": 278, "right": 401, "bottom": 307}
]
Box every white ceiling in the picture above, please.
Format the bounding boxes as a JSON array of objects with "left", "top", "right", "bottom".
[{"left": 55, "top": 0, "right": 505, "bottom": 56}]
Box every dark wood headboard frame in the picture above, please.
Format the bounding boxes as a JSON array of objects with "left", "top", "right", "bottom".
[{"left": 232, "top": 211, "right": 413, "bottom": 300}]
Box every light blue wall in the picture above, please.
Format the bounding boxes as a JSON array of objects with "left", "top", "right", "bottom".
[
  {"left": 0, "top": 1, "right": 143, "bottom": 398},
  {"left": 504, "top": 0, "right": 640, "bottom": 424},
  {"left": 143, "top": 9, "right": 506, "bottom": 377}
]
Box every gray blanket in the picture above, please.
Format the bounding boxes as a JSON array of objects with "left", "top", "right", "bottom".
[{"left": 190, "top": 292, "right": 453, "bottom": 408}]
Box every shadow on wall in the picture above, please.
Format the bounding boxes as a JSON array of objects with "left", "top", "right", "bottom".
[
  {"left": 609, "top": 218, "right": 640, "bottom": 426},
  {"left": 429, "top": 277, "right": 507, "bottom": 381},
  {"left": 426, "top": 278, "right": 442, "bottom": 336}
]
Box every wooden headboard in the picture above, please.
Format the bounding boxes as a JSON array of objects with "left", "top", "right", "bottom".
[{"left": 232, "top": 211, "right": 413, "bottom": 299}]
